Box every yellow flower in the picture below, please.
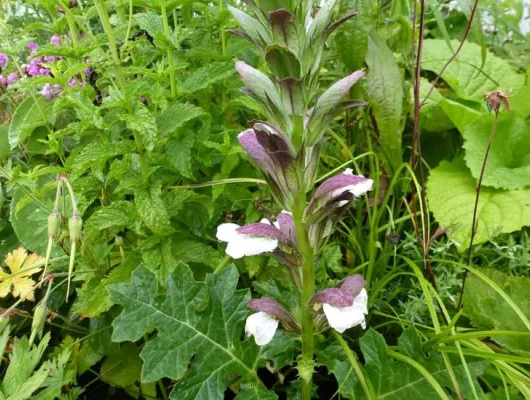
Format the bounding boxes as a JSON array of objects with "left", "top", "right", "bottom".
[{"left": 0, "top": 247, "right": 43, "bottom": 302}]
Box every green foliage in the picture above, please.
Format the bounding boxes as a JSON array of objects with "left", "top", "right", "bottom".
[
  {"left": 365, "top": 31, "right": 404, "bottom": 172},
  {"left": 0, "top": 0, "right": 529, "bottom": 398},
  {"left": 109, "top": 264, "right": 268, "bottom": 399},
  {"left": 427, "top": 158, "right": 530, "bottom": 248},
  {"left": 8, "top": 97, "right": 49, "bottom": 149},
  {"left": 464, "top": 268, "right": 530, "bottom": 356},
  {"left": 463, "top": 115, "right": 530, "bottom": 190},
  {"left": 422, "top": 39, "right": 524, "bottom": 102},
  {"left": 332, "top": 328, "right": 487, "bottom": 399}
]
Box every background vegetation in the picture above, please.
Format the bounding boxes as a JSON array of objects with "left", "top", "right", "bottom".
[{"left": 0, "top": 0, "right": 529, "bottom": 398}]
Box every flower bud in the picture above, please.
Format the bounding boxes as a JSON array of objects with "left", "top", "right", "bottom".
[
  {"left": 31, "top": 304, "right": 47, "bottom": 341},
  {"left": 68, "top": 214, "right": 83, "bottom": 243},
  {"left": 47, "top": 212, "right": 61, "bottom": 239}
]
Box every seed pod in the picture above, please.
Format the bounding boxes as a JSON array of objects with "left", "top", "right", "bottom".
[
  {"left": 68, "top": 214, "right": 83, "bottom": 243},
  {"left": 29, "top": 304, "right": 47, "bottom": 345},
  {"left": 47, "top": 212, "right": 61, "bottom": 239}
]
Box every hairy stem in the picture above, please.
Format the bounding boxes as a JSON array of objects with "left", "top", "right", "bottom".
[
  {"left": 292, "top": 190, "right": 315, "bottom": 399},
  {"left": 457, "top": 111, "right": 500, "bottom": 309}
]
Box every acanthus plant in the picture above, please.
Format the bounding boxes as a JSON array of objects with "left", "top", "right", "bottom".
[{"left": 218, "top": 0, "right": 373, "bottom": 397}]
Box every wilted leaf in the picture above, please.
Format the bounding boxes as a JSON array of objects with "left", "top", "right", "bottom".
[{"left": 0, "top": 246, "right": 43, "bottom": 302}]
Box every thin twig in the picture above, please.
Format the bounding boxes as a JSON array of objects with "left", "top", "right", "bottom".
[
  {"left": 410, "top": 0, "right": 437, "bottom": 288},
  {"left": 421, "top": 0, "right": 480, "bottom": 107},
  {"left": 457, "top": 111, "right": 500, "bottom": 309}
]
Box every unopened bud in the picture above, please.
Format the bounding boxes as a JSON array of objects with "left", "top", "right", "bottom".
[
  {"left": 68, "top": 215, "right": 83, "bottom": 243},
  {"left": 47, "top": 212, "right": 61, "bottom": 239},
  {"left": 31, "top": 304, "right": 47, "bottom": 340}
]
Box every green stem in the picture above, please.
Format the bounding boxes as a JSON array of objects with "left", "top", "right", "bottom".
[
  {"left": 160, "top": 0, "right": 177, "bottom": 99},
  {"left": 292, "top": 190, "right": 315, "bottom": 399},
  {"left": 94, "top": 0, "right": 148, "bottom": 180},
  {"left": 219, "top": 0, "right": 226, "bottom": 56},
  {"left": 332, "top": 330, "right": 374, "bottom": 399},
  {"left": 56, "top": 0, "right": 79, "bottom": 46}
]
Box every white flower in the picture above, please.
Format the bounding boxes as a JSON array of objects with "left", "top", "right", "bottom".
[
  {"left": 216, "top": 222, "right": 278, "bottom": 259},
  {"left": 245, "top": 311, "right": 279, "bottom": 346},
  {"left": 323, "top": 288, "right": 368, "bottom": 333},
  {"left": 332, "top": 168, "right": 374, "bottom": 198}
]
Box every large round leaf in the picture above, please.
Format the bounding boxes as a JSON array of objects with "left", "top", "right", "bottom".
[
  {"left": 427, "top": 158, "right": 530, "bottom": 249},
  {"left": 463, "top": 115, "right": 530, "bottom": 190},
  {"left": 10, "top": 178, "right": 65, "bottom": 257}
]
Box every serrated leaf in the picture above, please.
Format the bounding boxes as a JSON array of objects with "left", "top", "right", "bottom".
[
  {"left": 181, "top": 62, "right": 234, "bottom": 94},
  {"left": 0, "top": 332, "right": 51, "bottom": 400},
  {"left": 335, "top": 0, "right": 372, "bottom": 72},
  {"left": 422, "top": 39, "right": 524, "bottom": 101},
  {"left": 66, "top": 141, "right": 131, "bottom": 180},
  {"left": 366, "top": 31, "right": 403, "bottom": 172},
  {"left": 463, "top": 115, "right": 530, "bottom": 190},
  {"left": 464, "top": 268, "right": 530, "bottom": 356},
  {"left": 73, "top": 255, "right": 139, "bottom": 318},
  {"left": 109, "top": 264, "right": 272, "bottom": 399},
  {"left": 158, "top": 103, "right": 205, "bottom": 136},
  {"left": 426, "top": 158, "right": 530, "bottom": 249},
  {"left": 167, "top": 134, "right": 195, "bottom": 178},
  {"left": 333, "top": 328, "right": 487, "bottom": 399},
  {"left": 9, "top": 97, "right": 49, "bottom": 149},
  {"left": 236, "top": 387, "right": 278, "bottom": 400},
  {"left": 134, "top": 185, "right": 173, "bottom": 235},
  {"left": 53, "top": 92, "right": 103, "bottom": 129},
  {"left": 100, "top": 342, "right": 142, "bottom": 388},
  {"left": 85, "top": 200, "right": 138, "bottom": 231},
  {"left": 120, "top": 103, "right": 158, "bottom": 151},
  {"left": 172, "top": 240, "right": 223, "bottom": 269},
  {"left": 135, "top": 12, "right": 164, "bottom": 39}
]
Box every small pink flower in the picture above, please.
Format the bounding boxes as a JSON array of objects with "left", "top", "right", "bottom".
[
  {"left": 6, "top": 72, "right": 17, "bottom": 85},
  {"left": 27, "top": 42, "right": 39, "bottom": 53},
  {"left": 0, "top": 53, "right": 7, "bottom": 68},
  {"left": 50, "top": 35, "right": 61, "bottom": 46}
]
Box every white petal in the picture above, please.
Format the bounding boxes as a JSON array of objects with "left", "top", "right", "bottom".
[
  {"left": 338, "top": 200, "right": 349, "bottom": 207},
  {"left": 226, "top": 236, "right": 278, "bottom": 259},
  {"left": 344, "top": 168, "right": 354, "bottom": 175},
  {"left": 245, "top": 312, "right": 279, "bottom": 346},
  {"left": 216, "top": 223, "right": 240, "bottom": 242},
  {"left": 323, "top": 289, "right": 369, "bottom": 333},
  {"left": 260, "top": 218, "right": 272, "bottom": 225},
  {"left": 330, "top": 179, "right": 373, "bottom": 199},
  {"left": 353, "top": 288, "right": 368, "bottom": 314}
]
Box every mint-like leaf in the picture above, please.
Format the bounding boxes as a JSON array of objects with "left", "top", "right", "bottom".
[{"left": 109, "top": 264, "right": 271, "bottom": 399}]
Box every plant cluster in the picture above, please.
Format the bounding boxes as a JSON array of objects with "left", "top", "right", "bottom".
[{"left": 0, "top": 0, "right": 530, "bottom": 399}]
